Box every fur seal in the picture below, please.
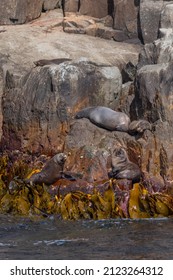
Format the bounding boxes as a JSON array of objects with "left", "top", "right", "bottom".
[
  {"left": 75, "top": 106, "right": 151, "bottom": 134},
  {"left": 28, "top": 153, "right": 67, "bottom": 185},
  {"left": 34, "top": 58, "right": 71, "bottom": 67},
  {"left": 108, "top": 147, "right": 141, "bottom": 183},
  {"left": 75, "top": 106, "right": 130, "bottom": 132}
]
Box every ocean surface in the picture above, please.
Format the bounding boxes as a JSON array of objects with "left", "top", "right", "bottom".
[{"left": 0, "top": 214, "right": 173, "bottom": 259}]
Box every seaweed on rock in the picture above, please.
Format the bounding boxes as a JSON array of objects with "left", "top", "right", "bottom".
[{"left": 0, "top": 153, "right": 173, "bottom": 219}]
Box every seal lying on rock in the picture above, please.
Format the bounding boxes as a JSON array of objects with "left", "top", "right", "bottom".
[
  {"left": 75, "top": 106, "right": 151, "bottom": 135},
  {"left": 34, "top": 58, "right": 72, "bottom": 67},
  {"left": 28, "top": 153, "right": 67, "bottom": 185},
  {"left": 108, "top": 147, "right": 141, "bottom": 183}
]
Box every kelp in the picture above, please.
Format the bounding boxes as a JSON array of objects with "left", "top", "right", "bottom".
[
  {"left": 1, "top": 153, "right": 173, "bottom": 219},
  {"left": 128, "top": 183, "right": 173, "bottom": 218},
  {"left": 59, "top": 187, "right": 124, "bottom": 220}
]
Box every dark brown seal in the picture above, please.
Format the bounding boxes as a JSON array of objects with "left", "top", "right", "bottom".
[
  {"left": 34, "top": 58, "right": 71, "bottom": 67},
  {"left": 108, "top": 147, "right": 141, "bottom": 183},
  {"left": 75, "top": 106, "right": 130, "bottom": 132},
  {"left": 75, "top": 106, "right": 151, "bottom": 134},
  {"left": 28, "top": 153, "right": 67, "bottom": 185}
]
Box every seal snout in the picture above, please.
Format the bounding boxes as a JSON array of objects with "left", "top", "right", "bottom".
[{"left": 54, "top": 153, "right": 67, "bottom": 165}]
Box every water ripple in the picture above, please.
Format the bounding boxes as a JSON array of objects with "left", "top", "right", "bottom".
[{"left": 33, "top": 238, "right": 89, "bottom": 246}]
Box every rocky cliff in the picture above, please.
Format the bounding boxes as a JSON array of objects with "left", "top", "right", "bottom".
[{"left": 0, "top": 0, "right": 173, "bottom": 188}]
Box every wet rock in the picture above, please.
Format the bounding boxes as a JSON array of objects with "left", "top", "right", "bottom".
[{"left": 0, "top": 0, "right": 43, "bottom": 25}]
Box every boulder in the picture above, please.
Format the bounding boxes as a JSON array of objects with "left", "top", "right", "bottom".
[
  {"left": 79, "top": 0, "right": 109, "bottom": 19},
  {"left": 161, "top": 3, "right": 173, "bottom": 28},
  {"left": 138, "top": 28, "right": 173, "bottom": 68},
  {"left": 140, "top": 0, "right": 164, "bottom": 44},
  {"left": 0, "top": 9, "right": 140, "bottom": 157},
  {"left": 0, "top": 0, "right": 43, "bottom": 25},
  {"left": 113, "top": 0, "right": 139, "bottom": 40},
  {"left": 156, "top": 29, "right": 173, "bottom": 64},
  {"left": 0, "top": 60, "right": 122, "bottom": 153},
  {"left": 43, "top": 0, "right": 61, "bottom": 11},
  {"left": 64, "top": 118, "right": 142, "bottom": 182},
  {"left": 63, "top": 116, "right": 169, "bottom": 186},
  {"left": 132, "top": 62, "right": 173, "bottom": 123},
  {"left": 130, "top": 62, "right": 173, "bottom": 181},
  {"left": 63, "top": 0, "right": 79, "bottom": 13},
  {"left": 63, "top": 13, "right": 116, "bottom": 40}
]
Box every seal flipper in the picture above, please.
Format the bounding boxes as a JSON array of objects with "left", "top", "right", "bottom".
[{"left": 60, "top": 172, "right": 76, "bottom": 181}]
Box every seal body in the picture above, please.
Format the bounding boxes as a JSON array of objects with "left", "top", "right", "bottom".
[
  {"left": 34, "top": 58, "right": 71, "bottom": 67},
  {"left": 29, "top": 153, "right": 67, "bottom": 185},
  {"left": 75, "top": 106, "right": 130, "bottom": 132},
  {"left": 75, "top": 106, "right": 151, "bottom": 134},
  {"left": 108, "top": 147, "right": 141, "bottom": 183}
]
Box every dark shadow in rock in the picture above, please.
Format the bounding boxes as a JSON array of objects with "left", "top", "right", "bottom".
[{"left": 136, "top": 1, "right": 144, "bottom": 44}]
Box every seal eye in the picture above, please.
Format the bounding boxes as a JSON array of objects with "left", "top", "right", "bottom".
[
  {"left": 118, "top": 150, "right": 123, "bottom": 156},
  {"left": 114, "top": 148, "right": 124, "bottom": 157}
]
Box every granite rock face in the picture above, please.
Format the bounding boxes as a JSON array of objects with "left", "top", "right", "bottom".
[
  {"left": 1, "top": 3, "right": 173, "bottom": 185},
  {"left": 63, "top": 0, "right": 79, "bottom": 13},
  {"left": 161, "top": 3, "right": 173, "bottom": 28},
  {"left": 1, "top": 60, "right": 122, "bottom": 153},
  {"left": 113, "top": 0, "right": 139, "bottom": 41},
  {"left": 139, "top": 0, "right": 164, "bottom": 44},
  {"left": 0, "top": 0, "right": 43, "bottom": 25},
  {"left": 43, "top": 0, "right": 61, "bottom": 11},
  {"left": 79, "top": 0, "right": 109, "bottom": 19},
  {"left": 0, "top": 13, "right": 140, "bottom": 157},
  {"left": 1, "top": 1, "right": 173, "bottom": 44}
]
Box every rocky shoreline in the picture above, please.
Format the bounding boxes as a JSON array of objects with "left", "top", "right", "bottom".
[{"left": 1, "top": 0, "right": 173, "bottom": 218}]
